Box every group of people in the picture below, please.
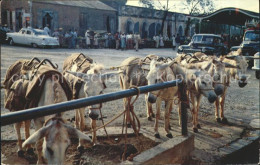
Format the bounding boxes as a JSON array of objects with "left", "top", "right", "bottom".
[
  {"left": 43, "top": 24, "right": 78, "bottom": 49},
  {"left": 85, "top": 31, "right": 141, "bottom": 51},
  {"left": 43, "top": 24, "right": 183, "bottom": 50}
]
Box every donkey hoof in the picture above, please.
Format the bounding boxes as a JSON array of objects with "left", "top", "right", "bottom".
[
  {"left": 166, "top": 133, "right": 173, "bottom": 138},
  {"left": 127, "top": 124, "right": 132, "bottom": 128},
  {"left": 216, "top": 118, "right": 221, "bottom": 123},
  {"left": 221, "top": 118, "right": 228, "bottom": 124},
  {"left": 26, "top": 148, "right": 34, "bottom": 155},
  {"left": 154, "top": 133, "right": 160, "bottom": 139},
  {"left": 193, "top": 128, "right": 198, "bottom": 133},
  {"left": 152, "top": 114, "right": 155, "bottom": 118},
  {"left": 77, "top": 146, "right": 84, "bottom": 152},
  {"left": 17, "top": 150, "right": 25, "bottom": 157},
  {"left": 147, "top": 116, "right": 152, "bottom": 121},
  {"left": 197, "top": 124, "right": 201, "bottom": 129}
]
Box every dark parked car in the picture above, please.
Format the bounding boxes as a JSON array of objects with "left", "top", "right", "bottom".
[
  {"left": 231, "top": 30, "right": 259, "bottom": 56},
  {"left": 177, "top": 34, "right": 228, "bottom": 56},
  {"left": 230, "top": 30, "right": 259, "bottom": 67}
]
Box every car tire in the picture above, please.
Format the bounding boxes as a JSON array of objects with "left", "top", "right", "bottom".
[
  {"left": 256, "top": 70, "right": 260, "bottom": 79},
  {"left": 9, "top": 38, "right": 14, "bottom": 46},
  {"left": 32, "top": 43, "right": 38, "bottom": 48}
]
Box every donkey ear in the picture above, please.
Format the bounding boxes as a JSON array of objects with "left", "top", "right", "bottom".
[
  {"left": 22, "top": 126, "right": 49, "bottom": 147},
  {"left": 64, "top": 124, "right": 92, "bottom": 142},
  {"left": 66, "top": 71, "right": 87, "bottom": 79}
]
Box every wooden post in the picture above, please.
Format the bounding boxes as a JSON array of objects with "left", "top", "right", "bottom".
[{"left": 178, "top": 82, "right": 188, "bottom": 136}]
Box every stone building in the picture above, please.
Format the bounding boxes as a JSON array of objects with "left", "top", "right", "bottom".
[
  {"left": 117, "top": 5, "right": 188, "bottom": 39},
  {"left": 1, "top": 0, "right": 117, "bottom": 35}
]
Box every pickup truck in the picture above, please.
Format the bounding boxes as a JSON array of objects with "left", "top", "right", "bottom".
[{"left": 252, "top": 52, "right": 260, "bottom": 79}]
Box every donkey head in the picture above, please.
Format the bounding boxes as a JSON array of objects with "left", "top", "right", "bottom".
[
  {"left": 193, "top": 71, "right": 217, "bottom": 103},
  {"left": 225, "top": 55, "right": 248, "bottom": 88},
  {"left": 66, "top": 64, "right": 117, "bottom": 120},
  {"left": 146, "top": 60, "right": 175, "bottom": 103},
  {"left": 22, "top": 118, "right": 91, "bottom": 165}
]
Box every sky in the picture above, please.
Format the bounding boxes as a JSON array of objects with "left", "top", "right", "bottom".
[{"left": 126, "top": 0, "right": 259, "bottom": 14}]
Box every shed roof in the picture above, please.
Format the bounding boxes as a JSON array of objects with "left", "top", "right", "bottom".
[
  {"left": 200, "top": 7, "right": 259, "bottom": 25},
  {"left": 37, "top": 1, "right": 117, "bottom": 11}
]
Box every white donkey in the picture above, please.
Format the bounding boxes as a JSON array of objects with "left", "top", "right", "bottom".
[
  {"left": 20, "top": 60, "right": 91, "bottom": 164},
  {"left": 64, "top": 64, "right": 117, "bottom": 150},
  {"left": 146, "top": 60, "right": 182, "bottom": 138}
]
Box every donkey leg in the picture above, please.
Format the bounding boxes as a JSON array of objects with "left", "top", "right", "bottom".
[
  {"left": 145, "top": 94, "right": 154, "bottom": 121},
  {"left": 196, "top": 96, "right": 202, "bottom": 129},
  {"left": 77, "top": 108, "right": 86, "bottom": 151},
  {"left": 91, "top": 119, "right": 97, "bottom": 145},
  {"left": 154, "top": 98, "right": 162, "bottom": 138},
  {"left": 215, "top": 97, "right": 221, "bottom": 123},
  {"left": 74, "top": 109, "right": 80, "bottom": 129},
  {"left": 190, "top": 93, "right": 198, "bottom": 133},
  {"left": 165, "top": 101, "right": 173, "bottom": 138},
  {"left": 24, "top": 120, "right": 33, "bottom": 154},
  {"left": 14, "top": 122, "right": 24, "bottom": 157},
  {"left": 220, "top": 94, "right": 228, "bottom": 124}
]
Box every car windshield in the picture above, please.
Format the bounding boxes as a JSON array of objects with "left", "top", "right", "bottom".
[
  {"left": 244, "top": 31, "right": 259, "bottom": 41},
  {"left": 33, "top": 29, "right": 48, "bottom": 36},
  {"left": 192, "top": 35, "right": 216, "bottom": 44}
]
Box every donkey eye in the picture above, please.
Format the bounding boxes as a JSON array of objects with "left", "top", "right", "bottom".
[
  {"left": 47, "top": 147, "right": 54, "bottom": 156},
  {"left": 202, "top": 82, "right": 207, "bottom": 86}
]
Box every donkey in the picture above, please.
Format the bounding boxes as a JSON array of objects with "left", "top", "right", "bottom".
[
  {"left": 64, "top": 64, "right": 117, "bottom": 150},
  {"left": 15, "top": 59, "right": 90, "bottom": 164},
  {"left": 22, "top": 115, "right": 91, "bottom": 165},
  {"left": 2, "top": 57, "right": 40, "bottom": 156},
  {"left": 118, "top": 55, "right": 159, "bottom": 125}
]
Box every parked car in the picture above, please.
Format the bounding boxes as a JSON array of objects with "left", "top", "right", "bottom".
[
  {"left": 252, "top": 52, "right": 260, "bottom": 79},
  {"left": 177, "top": 34, "right": 228, "bottom": 56},
  {"left": 6, "top": 27, "right": 59, "bottom": 48},
  {"left": 230, "top": 30, "right": 259, "bottom": 67}
]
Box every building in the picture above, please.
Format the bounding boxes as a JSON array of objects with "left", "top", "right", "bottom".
[
  {"left": 1, "top": 0, "right": 117, "bottom": 35},
  {"left": 117, "top": 5, "right": 188, "bottom": 39}
]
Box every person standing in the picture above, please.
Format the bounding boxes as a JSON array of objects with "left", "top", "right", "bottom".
[
  {"left": 85, "top": 30, "right": 90, "bottom": 49},
  {"left": 159, "top": 34, "right": 164, "bottom": 48},
  {"left": 172, "top": 35, "right": 176, "bottom": 50},
  {"left": 72, "top": 29, "right": 77, "bottom": 49},
  {"left": 115, "top": 32, "right": 120, "bottom": 50},
  {"left": 44, "top": 24, "right": 50, "bottom": 36},
  {"left": 120, "top": 33, "right": 126, "bottom": 51},
  {"left": 175, "top": 34, "right": 180, "bottom": 50},
  {"left": 104, "top": 33, "right": 109, "bottom": 48},
  {"left": 94, "top": 33, "right": 99, "bottom": 49},
  {"left": 134, "top": 32, "right": 141, "bottom": 51},
  {"left": 153, "top": 35, "right": 159, "bottom": 48}
]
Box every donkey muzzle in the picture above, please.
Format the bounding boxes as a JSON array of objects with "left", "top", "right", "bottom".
[
  {"left": 89, "top": 111, "right": 99, "bottom": 120},
  {"left": 207, "top": 92, "right": 217, "bottom": 103},
  {"left": 148, "top": 92, "right": 157, "bottom": 103},
  {"left": 214, "top": 84, "right": 224, "bottom": 96},
  {"left": 238, "top": 75, "right": 247, "bottom": 88}
]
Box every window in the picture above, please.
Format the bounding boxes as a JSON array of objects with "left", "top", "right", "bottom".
[
  {"left": 192, "top": 35, "right": 202, "bottom": 43},
  {"left": 19, "top": 29, "right": 26, "bottom": 34},
  {"left": 26, "top": 30, "right": 31, "bottom": 35}
]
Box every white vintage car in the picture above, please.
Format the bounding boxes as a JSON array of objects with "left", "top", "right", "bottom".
[{"left": 6, "top": 27, "right": 59, "bottom": 48}]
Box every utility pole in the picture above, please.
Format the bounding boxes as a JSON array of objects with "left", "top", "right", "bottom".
[{"left": 29, "top": 0, "right": 32, "bottom": 27}]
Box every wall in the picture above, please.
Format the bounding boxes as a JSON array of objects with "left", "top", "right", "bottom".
[{"left": 32, "top": 2, "right": 117, "bottom": 36}]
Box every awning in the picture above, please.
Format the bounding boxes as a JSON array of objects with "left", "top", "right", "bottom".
[{"left": 200, "top": 8, "right": 259, "bottom": 26}]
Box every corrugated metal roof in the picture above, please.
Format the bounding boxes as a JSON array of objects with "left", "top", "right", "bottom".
[{"left": 37, "top": 1, "right": 116, "bottom": 11}]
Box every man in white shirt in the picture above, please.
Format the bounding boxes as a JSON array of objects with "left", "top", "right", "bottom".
[{"left": 44, "top": 24, "right": 50, "bottom": 36}]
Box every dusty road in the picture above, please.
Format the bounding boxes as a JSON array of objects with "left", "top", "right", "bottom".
[{"left": 1, "top": 45, "right": 259, "bottom": 164}]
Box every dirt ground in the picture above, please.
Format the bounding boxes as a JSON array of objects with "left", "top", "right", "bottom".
[{"left": 1, "top": 45, "right": 259, "bottom": 164}]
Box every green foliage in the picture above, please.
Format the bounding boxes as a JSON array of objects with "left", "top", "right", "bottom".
[
  {"left": 138, "top": 0, "right": 155, "bottom": 9},
  {"left": 183, "top": 0, "right": 215, "bottom": 15}
]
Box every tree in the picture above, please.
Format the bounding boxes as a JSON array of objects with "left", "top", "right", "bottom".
[
  {"left": 139, "top": 0, "right": 171, "bottom": 35},
  {"left": 183, "top": 0, "right": 215, "bottom": 36}
]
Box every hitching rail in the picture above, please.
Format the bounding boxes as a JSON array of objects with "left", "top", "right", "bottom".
[{"left": 1, "top": 79, "right": 188, "bottom": 135}]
